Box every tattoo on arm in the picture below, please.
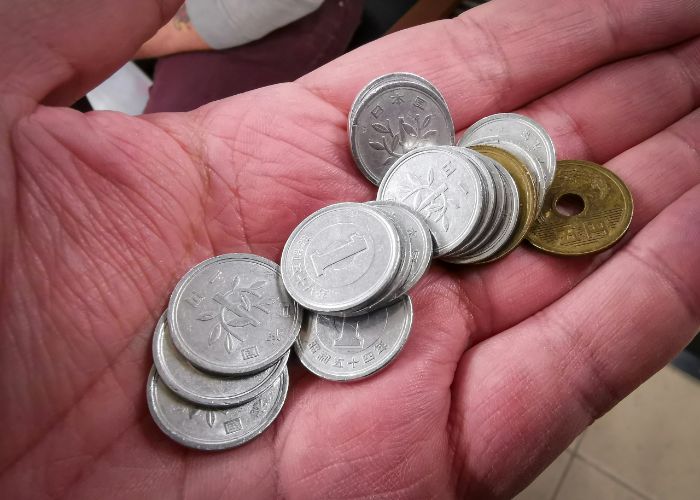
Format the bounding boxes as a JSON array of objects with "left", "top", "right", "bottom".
[{"left": 172, "top": 5, "right": 191, "bottom": 30}]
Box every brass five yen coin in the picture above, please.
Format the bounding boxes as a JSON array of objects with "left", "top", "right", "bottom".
[{"left": 526, "top": 160, "right": 633, "bottom": 256}]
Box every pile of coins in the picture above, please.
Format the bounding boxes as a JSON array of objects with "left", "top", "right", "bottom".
[
  {"left": 378, "top": 145, "right": 524, "bottom": 263},
  {"left": 349, "top": 73, "right": 632, "bottom": 260},
  {"left": 147, "top": 72, "right": 634, "bottom": 450},
  {"left": 280, "top": 200, "right": 428, "bottom": 380},
  {"left": 146, "top": 254, "right": 302, "bottom": 450}
]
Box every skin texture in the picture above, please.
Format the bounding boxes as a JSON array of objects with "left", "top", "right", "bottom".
[{"left": 0, "top": 0, "right": 699, "bottom": 498}]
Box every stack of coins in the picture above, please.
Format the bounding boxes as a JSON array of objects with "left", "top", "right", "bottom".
[
  {"left": 146, "top": 254, "right": 302, "bottom": 450},
  {"left": 146, "top": 72, "right": 635, "bottom": 450},
  {"left": 280, "top": 201, "right": 430, "bottom": 380},
  {"left": 348, "top": 73, "right": 561, "bottom": 264},
  {"left": 458, "top": 113, "right": 557, "bottom": 212},
  {"left": 349, "top": 73, "right": 455, "bottom": 185},
  {"left": 377, "top": 145, "right": 524, "bottom": 263}
]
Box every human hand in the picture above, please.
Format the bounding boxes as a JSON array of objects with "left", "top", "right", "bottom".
[{"left": 1, "top": 0, "right": 699, "bottom": 498}]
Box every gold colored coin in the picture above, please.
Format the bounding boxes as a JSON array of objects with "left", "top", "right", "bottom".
[
  {"left": 526, "top": 160, "right": 633, "bottom": 256},
  {"left": 469, "top": 145, "right": 539, "bottom": 263}
]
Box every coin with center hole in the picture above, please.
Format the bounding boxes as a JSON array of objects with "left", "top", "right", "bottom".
[{"left": 527, "top": 160, "right": 633, "bottom": 255}]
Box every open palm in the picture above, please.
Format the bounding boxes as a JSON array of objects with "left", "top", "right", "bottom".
[{"left": 1, "top": 0, "right": 699, "bottom": 498}]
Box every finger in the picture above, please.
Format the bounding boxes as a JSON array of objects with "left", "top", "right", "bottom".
[
  {"left": 522, "top": 36, "right": 700, "bottom": 163},
  {"left": 300, "top": 0, "right": 700, "bottom": 125},
  {"left": 0, "top": 0, "right": 182, "bottom": 106},
  {"left": 443, "top": 36, "right": 700, "bottom": 346},
  {"left": 448, "top": 184, "right": 700, "bottom": 498}
]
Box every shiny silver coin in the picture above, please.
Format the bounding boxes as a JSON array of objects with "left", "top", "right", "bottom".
[
  {"left": 147, "top": 365, "right": 288, "bottom": 450},
  {"left": 281, "top": 202, "right": 401, "bottom": 313},
  {"left": 445, "top": 162, "right": 520, "bottom": 264},
  {"left": 153, "top": 313, "right": 289, "bottom": 407},
  {"left": 458, "top": 112, "right": 556, "bottom": 192},
  {"left": 350, "top": 79, "right": 455, "bottom": 185},
  {"left": 448, "top": 150, "right": 507, "bottom": 256},
  {"left": 348, "top": 72, "right": 449, "bottom": 128},
  {"left": 359, "top": 203, "right": 414, "bottom": 306},
  {"left": 442, "top": 148, "right": 498, "bottom": 256},
  {"left": 378, "top": 146, "right": 485, "bottom": 257},
  {"left": 344, "top": 201, "right": 431, "bottom": 315},
  {"left": 294, "top": 295, "right": 413, "bottom": 381},
  {"left": 367, "top": 201, "right": 433, "bottom": 295},
  {"left": 168, "top": 254, "right": 302, "bottom": 376},
  {"left": 466, "top": 139, "right": 546, "bottom": 211}
]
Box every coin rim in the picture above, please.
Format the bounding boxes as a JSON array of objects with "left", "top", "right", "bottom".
[
  {"left": 526, "top": 160, "right": 634, "bottom": 255},
  {"left": 153, "top": 313, "right": 290, "bottom": 407},
  {"left": 368, "top": 200, "right": 433, "bottom": 296},
  {"left": 467, "top": 144, "right": 539, "bottom": 263},
  {"left": 281, "top": 202, "right": 401, "bottom": 313},
  {"left": 293, "top": 295, "right": 413, "bottom": 381},
  {"left": 168, "top": 253, "right": 301, "bottom": 376},
  {"left": 447, "top": 160, "right": 521, "bottom": 263},
  {"left": 146, "top": 366, "right": 288, "bottom": 451}
]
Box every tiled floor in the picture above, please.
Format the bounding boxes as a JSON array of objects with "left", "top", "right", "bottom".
[{"left": 515, "top": 364, "right": 700, "bottom": 500}]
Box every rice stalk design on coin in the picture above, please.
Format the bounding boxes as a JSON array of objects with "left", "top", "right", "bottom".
[
  {"left": 368, "top": 113, "right": 438, "bottom": 166},
  {"left": 195, "top": 275, "right": 278, "bottom": 355},
  {"left": 394, "top": 164, "right": 461, "bottom": 232}
]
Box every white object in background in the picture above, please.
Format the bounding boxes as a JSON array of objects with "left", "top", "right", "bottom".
[
  {"left": 86, "top": 61, "right": 152, "bottom": 115},
  {"left": 187, "top": 0, "right": 324, "bottom": 50}
]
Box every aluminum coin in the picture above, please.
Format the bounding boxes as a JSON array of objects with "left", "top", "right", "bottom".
[
  {"left": 294, "top": 295, "right": 413, "bottom": 381},
  {"left": 168, "top": 254, "right": 302, "bottom": 376},
  {"left": 281, "top": 202, "right": 401, "bottom": 313},
  {"left": 153, "top": 313, "right": 289, "bottom": 407},
  {"left": 350, "top": 80, "right": 454, "bottom": 185},
  {"left": 458, "top": 112, "right": 556, "bottom": 191},
  {"left": 147, "top": 366, "right": 288, "bottom": 450},
  {"left": 378, "top": 146, "right": 485, "bottom": 256}
]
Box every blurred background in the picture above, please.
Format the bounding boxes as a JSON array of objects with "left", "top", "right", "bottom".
[{"left": 75, "top": 1, "right": 700, "bottom": 498}]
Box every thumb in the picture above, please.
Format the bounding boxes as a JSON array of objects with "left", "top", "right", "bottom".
[{"left": 0, "top": 0, "right": 182, "bottom": 107}]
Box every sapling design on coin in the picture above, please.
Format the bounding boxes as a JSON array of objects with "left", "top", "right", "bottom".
[
  {"left": 145, "top": 72, "right": 635, "bottom": 452},
  {"left": 394, "top": 165, "right": 461, "bottom": 232},
  {"left": 197, "top": 276, "right": 277, "bottom": 355},
  {"left": 368, "top": 113, "right": 438, "bottom": 166}
]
